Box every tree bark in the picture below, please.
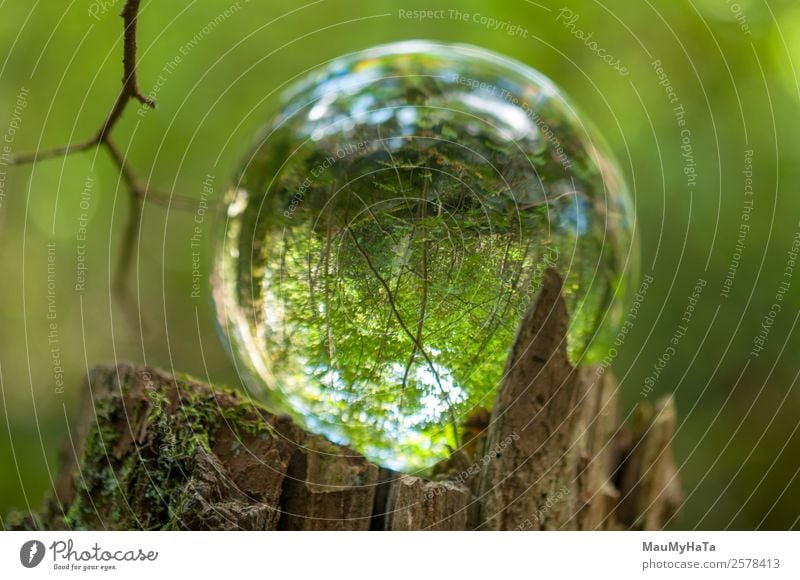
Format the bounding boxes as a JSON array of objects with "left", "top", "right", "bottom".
[{"left": 8, "top": 270, "right": 681, "bottom": 530}]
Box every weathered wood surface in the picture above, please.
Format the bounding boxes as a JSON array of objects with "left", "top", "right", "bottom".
[{"left": 8, "top": 270, "right": 681, "bottom": 531}]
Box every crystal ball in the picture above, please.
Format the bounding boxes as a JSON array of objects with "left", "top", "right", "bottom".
[{"left": 211, "top": 41, "right": 634, "bottom": 472}]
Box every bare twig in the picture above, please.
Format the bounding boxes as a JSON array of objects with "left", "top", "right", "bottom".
[
  {"left": 12, "top": 0, "right": 154, "bottom": 181},
  {"left": 9, "top": 0, "right": 195, "bottom": 290}
]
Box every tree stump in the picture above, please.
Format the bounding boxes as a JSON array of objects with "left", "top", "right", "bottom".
[{"left": 7, "top": 271, "right": 681, "bottom": 530}]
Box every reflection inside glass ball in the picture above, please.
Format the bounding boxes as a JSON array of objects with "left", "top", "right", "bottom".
[{"left": 212, "top": 41, "right": 633, "bottom": 472}]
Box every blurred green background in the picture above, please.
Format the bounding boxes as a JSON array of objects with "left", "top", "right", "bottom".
[{"left": 1, "top": 0, "right": 799, "bottom": 529}]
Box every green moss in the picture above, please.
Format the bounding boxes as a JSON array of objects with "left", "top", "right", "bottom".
[
  {"left": 3, "top": 509, "right": 41, "bottom": 531},
  {"left": 63, "top": 397, "right": 124, "bottom": 529},
  {"left": 220, "top": 404, "right": 276, "bottom": 439},
  {"left": 23, "top": 372, "right": 284, "bottom": 530}
]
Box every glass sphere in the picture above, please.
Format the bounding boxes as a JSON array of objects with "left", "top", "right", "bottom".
[{"left": 212, "top": 41, "right": 634, "bottom": 472}]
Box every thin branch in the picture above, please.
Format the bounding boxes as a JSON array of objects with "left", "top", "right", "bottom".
[
  {"left": 102, "top": 138, "right": 195, "bottom": 210},
  {"left": 10, "top": 0, "right": 194, "bottom": 210},
  {"left": 114, "top": 189, "right": 142, "bottom": 294},
  {"left": 9, "top": 137, "right": 98, "bottom": 164},
  {"left": 11, "top": 0, "right": 155, "bottom": 167},
  {"left": 8, "top": 0, "right": 196, "bottom": 292},
  {"left": 118, "top": 0, "right": 156, "bottom": 108}
]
